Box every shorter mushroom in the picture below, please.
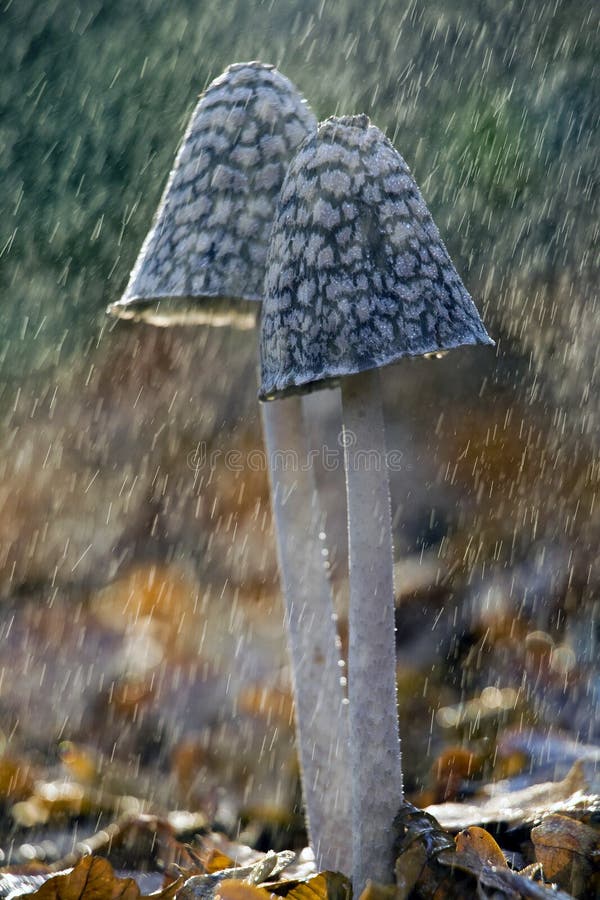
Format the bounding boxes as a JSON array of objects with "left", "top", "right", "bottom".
[
  {"left": 108, "top": 63, "right": 351, "bottom": 872},
  {"left": 260, "top": 114, "right": 493, "bottom": 894}
]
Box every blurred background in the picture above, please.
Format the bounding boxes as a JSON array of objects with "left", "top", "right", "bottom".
[{"left": 0, "top": 0, "right": 598, "bottom": 853}]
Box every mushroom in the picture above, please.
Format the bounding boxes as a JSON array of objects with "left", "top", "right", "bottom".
[
  {"left": 259, "top": 114, "right": 493, "bottom": 893},
  {"left": 107, "top": 63, "right": 352, "bottom": 871}
]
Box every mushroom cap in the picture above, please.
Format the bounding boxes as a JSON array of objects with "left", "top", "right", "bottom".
[
  {"left": 107, "top": 61, "right": 317, "bottom": 328},
  {"left": 259, "top": 115, "right": 494, "bottom": 399}
]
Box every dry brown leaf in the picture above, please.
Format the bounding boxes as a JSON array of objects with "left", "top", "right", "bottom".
[
  {"left": 531, "top": 813, "right": 600, "bottom": 896},
  {"left": 204, "top": 853, "right": 237, "bottom": 876},
  {"left": 455, "top": 826, "right": 507, "bottom": 868},
  {"left": 215, "top": 880, "right": 274, "bottom": 900},
  {"left": 277, "top": 873, "right": 350, "bottom": 900},
  {"left": 163, "top": 838, "right": 234, "bottom": 880},
  {"left": 391, "top": 802, "right": 578, "bottom": 898},
  {"left": 190, "top": 836, "right": 269, "bottom": 875},
  {"left": 24, "top": 856, "right": 171, "bottom": 899},
  {"left": 437, "top": 847, "right": 576, "bottom": 899}
]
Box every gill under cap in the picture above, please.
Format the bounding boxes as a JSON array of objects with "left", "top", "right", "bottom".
[
  {"left": 108, "top": 61, "right": 317, "bottom": 328},
  {"left": 259, "top": 114, "right": 493, "bottom": 399}
]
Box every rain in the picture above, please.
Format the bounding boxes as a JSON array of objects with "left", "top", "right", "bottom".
[{"left": 0, "top": 0, "right": 598, "bottom": 896}]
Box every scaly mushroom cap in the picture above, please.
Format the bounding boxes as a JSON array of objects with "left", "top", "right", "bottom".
[
  {"left": 260, "top": 115, "right": 493, "bottom": 398},
  {"left": 108, "top": 61, "right": 317, "bottom": 328}
]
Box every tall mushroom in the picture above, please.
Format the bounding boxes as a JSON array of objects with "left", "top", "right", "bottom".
[
  {"left": 108, "top": 63, "right": 352, "bottom": 871},
  {"left": 260, "top": 114, "right": 493, "bottom": 894}
]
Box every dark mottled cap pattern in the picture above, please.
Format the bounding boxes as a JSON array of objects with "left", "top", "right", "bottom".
[
  {"left": 108, "top": 61, "right": 317, "bottom": 328},
  {"left": 260, "top": 115, "right": 493, "bottom": 399}
]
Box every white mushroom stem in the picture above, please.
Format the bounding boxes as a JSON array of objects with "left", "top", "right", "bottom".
[
  {"left": 341, "top": 368, "right": 403, "bottom": 895},
  {"left": 261, "top": 395, "right": 352, "bottom": 873}
]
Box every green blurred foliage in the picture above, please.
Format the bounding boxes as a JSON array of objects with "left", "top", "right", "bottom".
[{"left": 0, "top": 0, "right": 597, "bottom": 388}]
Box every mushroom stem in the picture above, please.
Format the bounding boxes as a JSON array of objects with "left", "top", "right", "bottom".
[
  {"left": 341, "top": 368, "right": 403, "bottom": 894},
  {"left": 261, "top": 394, "right": 352, "bottom": 873}
]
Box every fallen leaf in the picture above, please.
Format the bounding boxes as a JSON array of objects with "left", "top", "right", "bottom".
[
  {"left": 190, "top": 837, "right": 284, "bottom": 877},
  {"left": 393, "top": 803, "right": 455, "bottom": 898},
  {"left": 455, "top": 826, "right": 507, "bottom": 868},
  {"left": 426, "top": 760, "right": 600, "bottom": 830},
  {"left": 531, "top": 814, "right": 600, "bottom": 896},
  {"left": 437, "top": 847, "right": 576, "bottom": 899},
  {"left": 177, "top": 851, "right": 297, "bottom": 900},
  {"left": 12, "top": 856, "right": 180, "bottom": 899},
  {"left": 394, "top": 803, "right": 456, "bottom": 859},
  {"left": 271, "top": 873, "right": 350, "bottom": 900},
  {"left": 215, "top": 881, "right": 274, "bottom": 900},
  {"left": 390, "top": 802, "right": 578, "bottom": 898},
  {"left": 203, "top": 851, "right": 236, "bottom": 876}
]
